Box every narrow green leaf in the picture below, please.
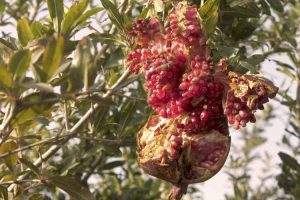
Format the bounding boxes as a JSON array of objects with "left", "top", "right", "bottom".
[
  {"left": 42, "top": 35, "right": 64, "bottom": 80},
  {"left": 118, "top": 100, "right": 137, "bottom": 134},
  {"left": 222, "top": 2, "right": 260, "bottom": 18},
  {"left": 47, "top": 0, "right": 64, "bottom": 32},
  {"left": 22, "top": 82, "right": 54, "bottom": 93},
  {"left": 0, "top": 186, "right": 8, "bottom": 200},
  {"left": 0, "top": 141, "right": 18, "bottom": 171},
  {"left": 138, "top": 6, "right": 151, "bottom": 19},
  {"left": 86, "top": 95, "right": 116, "bottom": 106},
  {"left": 17, "top": 18, "right": 34, "bottom": 46},
  {"left": 13, "top": 93, "right": 54, "bottom": 125},
  {"left": 48, "top": 59, "right": 72, "bottom": 83},
  {"left": 0, "top": 37, "right": 18, "bottom": 50},
  {"left": 279, "top": 152, "right": 300, "bottom": 171},
  {"left": 231, "top": 21, "right": 256, "bottom": 40},
  {"left": 273, "top": 59, "right": 295, "bottom": 71},
  {"left": 61, "top": 0, "right": 89, "bottom": 34},
  {"left": 28, "top": 193, "right": 44, "bottom": 200},
  {"left": 260, "top": 0, "right": 271, "bottom": 15},
  {"left": 239, "top": 61, "right": 257, "bottom": 73},
  {"left": 199, "top": 0, "right": 221, "bottom": 19},
  {"left": 199, "top": 0, "right": 221, "bottom": 34},
  {"left": 100, "top": 0, "right": 124, "bottom": 31},
  {"left": 74, "top": 7, "right": 103, "bottom": 28},
  {"left": 34, "top": 116, "right": 50, "bottom": 125},
  {"left": 31, "top": 21, "right": 45, "bottom": 37},
  {"left": 90, "top": 32, "right": 127, "bottom": 46},
  {"left": 32, "top": 64, "right": 48, "bottom": 83},
  {"left": 69, "top": 38, "right": 96, "bottom": 91},
  {"left": 0, "top": 65, "right": 13, "bottom": 88},
  {"left": 19, "top": 158, "right": 41, "bottom": 177},
  {"left": 227, "top": 0, "right": 252, "bottom": 7},
  {"left": 8, "top": 49, "right": 32, "bottom": 80},
  {"left": 266, "top": 0, "right": 283, "bottom": 12},
  {"left": 48, "top": 176, "right": 95, "bottom": 200},
  {"left": 101, "top": 143, "right": 122, "bottom": 156},
  {"left": 203, "top": 9, "right": 219, "bottom": 34},
  {"left": 102, "top": 161, "right": 124, "bottom": 170},
  {"left": 0, "top": 0, "right": 5, "bottom": 16}
]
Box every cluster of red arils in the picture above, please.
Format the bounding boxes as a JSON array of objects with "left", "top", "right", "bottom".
[{"left": 126, "top": 2, "right": 278, "bottom": 200}]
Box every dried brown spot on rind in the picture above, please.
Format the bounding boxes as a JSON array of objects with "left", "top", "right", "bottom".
[{"left": 136, "top": 115, "right": 230, "bottom": 185}]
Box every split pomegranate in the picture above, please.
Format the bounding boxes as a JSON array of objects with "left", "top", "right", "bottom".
[
  {"left": 126, "top": 2, "right": 278, "bottom": 199},
  {"left": 136, "top": 115, "right": 230, "bottom": 184}
]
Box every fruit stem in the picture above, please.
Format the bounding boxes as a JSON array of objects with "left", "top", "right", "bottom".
[{"left": 168, "top": 183, "right": 188, "bottom": 200}]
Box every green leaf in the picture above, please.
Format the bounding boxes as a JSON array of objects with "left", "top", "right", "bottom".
[
  {"left": 260, "top": 0, "right": 271, "bottom": 15},
  {"left": 222, "top": 4, "right": 260, "bottom": 18},
  {"left": 86, "top": 95, "right": 116, "bottom": 106},
  {"left": 0, "top": 0, "right": 6, "bottom": 16},
  {"left": 266, "top": 0, "right": 283, "bottom": 12},
  {"left": 199, "top": 0, "right": 221, "bottom": 33},
  {"left": 239, "top": 61, "right": 257, "bottom": 73},
  {"left": 100, "top": 0, "right": 124, "bottom": 31},
  {"left": 231, "top": 21, "right": 256, "bottom": 40},
  {"left": 8, "top": 49, "right": 32, "bottom": 81},
  {"left": 28, "top": 193, "right": 44, "bottom": 200},
  {"left": 90, "top": 32, "right": 127, "bottom": 46},
  {"left": 14, "top": 93, "right": 54, "bottom": 125},
  {"left": 42, "top": 35, "right": 64, "bottom": 80},
  {"left": 273, "top": 59, "right": 295, "bottom": 71},
  {"left": 31, "top": 21, "right": 45, "bottom": 37},
  {"left": 0, "top": 141, "right": 18, "bottom": 171},
  {"left": 22, "top": 82, "right": 54, "bottom": 93},
  {"left": 17, "top": 18, "right": 34, "bottom": 46},
  {"left": 0, "top": 37, "right": 18, "bottom": 50},
  {"left": 101, "top": 143, "right": 122, "bottom": 156},
  {"left": 48, "top": 59, "right": 72, "bottom": 83},
  {"left": 0, "top": 65, "right": 13, "bottom": 89},
  {"left": 227, "top": 0, "right": 252, "bottom": 7},
  {"left": 69, "top": 38, "right": 96, "bottom": 91},
  {"left": 279, "top": 152, "right": 300, "bottom": 171},
  {"left": 138, "top": 6, "right": 152, "bottom": 19},
  {"left": 199, "top": 0, "right": 221, "bottom": 19},
  {"left": 74, "top": 7, "right": 103, "bottom": 28},
  {"left": 118, "top": 100, "right": 137, "bottom": 134},
  {"left": 19, "top": 158, "right": 41, "bottom": 177},
  {"left": 47, "top": 0, "right": 64, "bottom": 32},
  {"left": 203, "top": 9, "right": 219, "bottom": 34},
  {"left": 102, "top": 161, "right": 124, "bottom": 170},
  {"left": 61, "top": 0, "right": 89, "bottom": 35},
  {"left": 0, "top": 185, "right": 8, "bottom": 200},
  {"left": 48, "top": 176, "right": 95, "bottom": 200}
]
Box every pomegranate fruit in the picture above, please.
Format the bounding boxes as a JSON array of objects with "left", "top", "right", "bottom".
[
  {"left": 137, "top": 115, "right": 230, "bottom": 184},
  {"left": 125, "top": 2, "right": 278, "bottom": 199}
]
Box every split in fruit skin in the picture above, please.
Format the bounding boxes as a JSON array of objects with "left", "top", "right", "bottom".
[{"left": 127, "top": 2, "right": 278, "bottom": 199}]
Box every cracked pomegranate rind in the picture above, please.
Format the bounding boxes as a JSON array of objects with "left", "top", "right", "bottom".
[
  {"left": 225, "top": 72, "right": 279, "bottom": 129},
  {"left": 137, "top": 115, "right": 231, "bottom": 185}
]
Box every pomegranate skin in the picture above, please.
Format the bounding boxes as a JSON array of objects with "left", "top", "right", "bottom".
[{"left": 136, "top": 115, "right": 231, "bottom": 185}]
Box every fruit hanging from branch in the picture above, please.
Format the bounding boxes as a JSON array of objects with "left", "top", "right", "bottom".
[{"left": 126, "top": 2, "right": 278, "bottom": 200}]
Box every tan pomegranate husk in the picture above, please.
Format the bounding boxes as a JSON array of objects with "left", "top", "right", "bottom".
[
  {"left": 136, "top": 115, "right": 231, "bottom": 185},
  {"left": 228, "top": 72, "right": 278, "bottom": 98}
]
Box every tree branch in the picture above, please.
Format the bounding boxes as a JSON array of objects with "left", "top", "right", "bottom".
[
  {"left": 7, "top": 0, "right": 132, "bottom": 192},
  {"left": 7, "top": 69, "right": 131, "bottom": 192}
]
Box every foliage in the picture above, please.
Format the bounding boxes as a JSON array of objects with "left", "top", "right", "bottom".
[{"left": 0, "top": 0, "right": 299, "bottom": 199}]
